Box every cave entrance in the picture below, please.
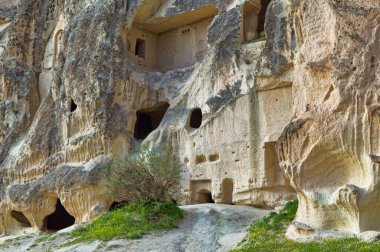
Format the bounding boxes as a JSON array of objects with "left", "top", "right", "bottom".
[
  {"left": 242, "top": 0, "right": 271, "bottom": 43},
  {"left": 221, "top": 178, "right": 234, "bottom": 204},
  {"left": 109, "top": 201, "right": 128, "bottom": 211},
  {"left": 198, "top": 189, "right": 215, "bottom": 204},
  {"left": 11, "top": 211, "right": 32, "bottom": 227},
  {"left": 189, "top": 108, "right": 202, "bottom": 129},
  {"left": 134, "top": 102, "right": 170, "bottom": 140},
  {"left": 126, "top": 6, "right": 218, "bottom": 72},
  {"left": 258, "top": 0, "right": 271, "bottom": 34},
  {"left": 44, "top": 199, "right": 75, "bottom": 231},
  {"left": 135, "top": 38, "right": 146, "bottom": 59},
  {"left": 190, "top": 180, "right": 214, "bottom": 204},
  {"left": 69, "top": 98, "right": 77, "bottom": 113}
]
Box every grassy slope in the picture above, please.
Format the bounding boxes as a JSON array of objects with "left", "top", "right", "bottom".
[
  {"left": 68, "top": 200, "right": 184, "bottom": 245},
  {"left": 233, "top": 200, "right": 380, "bottom": 252}
]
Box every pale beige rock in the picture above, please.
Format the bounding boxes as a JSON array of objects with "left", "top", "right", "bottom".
[
  {"left": 0, "top": 0, "right": 298, "bottom": 237},
  {"left": 276, "top": 0, "right": 380, "bottom": 240}
]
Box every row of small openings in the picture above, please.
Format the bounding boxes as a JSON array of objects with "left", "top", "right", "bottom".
[
  {"left": 195, "top": 153, "right": 220, "bottom": 165},
  {"left": 11, "top": 199, "right": 75, "bottom": 232},
  {"left": 65, "top": 101, "right": 200, "bottom": 139},
  {"left": 134, "top": 106, "right": 203, "bottom": 141}
]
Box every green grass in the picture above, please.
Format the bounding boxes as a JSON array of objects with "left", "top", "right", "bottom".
[
  {"left": 34, "top": 233, "right": 54, "bottom": 244},
  {"left": 68, "top": 200, "right": 184, "bottom": 245},
  {"left": 233, "top": 200, "right": 380, "bottom": 252},
  {"left": 248, "top": 31, "right": 266, "bottom": 44}
]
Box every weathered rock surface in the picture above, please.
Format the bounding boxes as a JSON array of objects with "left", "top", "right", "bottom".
[
  {"left": 3, "top": 0, "right": 378, "bottom": 242},
  {"left": 0, "top": 0, "right": 297, "bottom": 236},
  {"left": 276, "top": 0, "right": 380, "bottom": 239}
]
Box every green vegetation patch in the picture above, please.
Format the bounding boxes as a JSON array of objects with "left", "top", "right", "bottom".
[
  {"left": 233, "top": 200, "right": 380, "bottom": 252},
  {"left": 68, "top": 200, "right": 184, "bottom": 244},
  {"left": 34, "top": 233, "right": 55, "bottom": 244},
  {"left": 248, "top": 31, "right": 266, "bottom": 44}
]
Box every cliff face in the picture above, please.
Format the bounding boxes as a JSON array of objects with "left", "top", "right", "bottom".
[
  {"left": 278, "top": 0, "right": 380, "bottom": 237},
  {"left": 0, "top": 0, "right": 376, "bottom": 239}
]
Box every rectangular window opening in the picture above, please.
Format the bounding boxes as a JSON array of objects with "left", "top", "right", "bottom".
[{"left": 135, "top": 38, "right": 146, "bottom": 59}]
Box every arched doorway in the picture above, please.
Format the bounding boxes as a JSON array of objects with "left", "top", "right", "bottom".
[
  {"left": 44, "top": 199, "right": 75, "bottom": 231},
  {"left": 189, "top": 108, "right": 202, "bottom": 129},
  {"left": 198, "top": 189, "right": 215, "bottom": 204},
  {"left": 134, "top": 102, "right": 170, "bottom": 140},
  {"left": 221, "top": 178, "right": 233, "bottom": 204}
]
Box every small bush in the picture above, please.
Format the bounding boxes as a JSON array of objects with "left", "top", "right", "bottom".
[
  {"left": 102, "top": 145, "right": 181, "bottom": 202},
  {"left": 69, "top": 200, "right": 184, "bottom": 244}
]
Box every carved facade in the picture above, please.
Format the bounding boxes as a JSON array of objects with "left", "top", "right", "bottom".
[{"left": 3, "top": 0, "right": 376, "bottom": 240}]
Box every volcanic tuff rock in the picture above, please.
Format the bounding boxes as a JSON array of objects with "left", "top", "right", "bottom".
[
  {"left": 277, "top": 0, "right": 380, "bottom": 238},
  {"left": 0, "top": 0, "right": 376, "bottom": 240}
]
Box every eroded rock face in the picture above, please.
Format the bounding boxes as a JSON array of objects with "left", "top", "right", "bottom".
[
  {"left": 0, "top": 0, "right": 300, "bottom": 236},
  {"left": 277, "top": 0, "right": 380, "bottom": 237}
]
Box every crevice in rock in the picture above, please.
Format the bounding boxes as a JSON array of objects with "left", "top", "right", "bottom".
[
  {"left": 69, "top": 98, "right": 77, "bottom": 113},
  {"left": 258, "top": 0, "right": 272, "bottom": 33}
]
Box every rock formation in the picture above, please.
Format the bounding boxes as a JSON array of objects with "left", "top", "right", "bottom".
[
  {"left": 2, "top": 0, "right": 373, "bottom": 240},
  {"left": 277, "top": 0, "right": 380, "bottom": 238}
]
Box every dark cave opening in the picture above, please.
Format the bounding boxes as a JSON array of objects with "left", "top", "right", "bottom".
[
  {"left": 109, "top": 201, "right": 128, "bottom": 211},
  {"left": 44, "top": 199, "right": 75, "bottom": 231},
  {"left": 70, "top": 98, "right": 77, "bottom": 112},
  {"left": 198, "top": 189, "right": 215, "bottom": 204},
  {"left": 135, "top": 38, "right": 146, "bottom": 59},
  {"left": 134, "top": 102, "right": 170, "bottom": 140},
  {"left": 11, "top": 211, "right": 32, "bottom": 227},
  {"left": 189, "top": 108, "right": 202, "bottom": 129},
  {"left": 258, "top": 0, "right": 272, "bottom": 33}
]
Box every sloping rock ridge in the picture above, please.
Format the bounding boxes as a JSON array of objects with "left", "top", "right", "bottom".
[{"left": 0, "top": 0, "right": 376, "bottom": 240}]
